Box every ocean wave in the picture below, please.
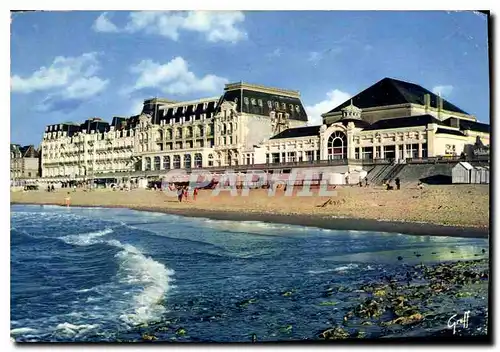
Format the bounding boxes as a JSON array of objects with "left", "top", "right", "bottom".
[
  {"left": 61, "top": 229, "right": 114, "bottom": 246},
  {"left": 112, "top": 240, "right": 175, "bottom": 326},
  {"left": 308, "top": 263, "right": 361, "bottom": 274},
  {"left": 10, "top": 327, "right": 39, "bottom": 335},
  {"left": 53, "top": 322, "right": 99, "bottom": 338},
  {"left": 333, "top": 263, "right": 360, "bottom": 272}
]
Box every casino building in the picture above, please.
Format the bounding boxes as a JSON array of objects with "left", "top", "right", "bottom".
[
  {"left": 39, "top": 77, "right": 489, "bottom": 183},
  {"left": 259, "top": 77, "right": 490, "bottom": 165}
]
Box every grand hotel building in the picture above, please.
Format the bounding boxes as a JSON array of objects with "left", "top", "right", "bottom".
[{"left": 40, "top": 77, "right": 489, "bottom": 181}]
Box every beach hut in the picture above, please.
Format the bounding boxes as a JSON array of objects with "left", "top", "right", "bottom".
[
  {"left": 452, "top": 162, "right": 473, "bottom": 184},
  {"left": 472, "top": 166, "right": 490, "bottom": 184}
]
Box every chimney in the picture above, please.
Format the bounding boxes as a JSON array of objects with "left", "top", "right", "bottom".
[
  {"left": 437, "top": 94, "right": 443, "bottom": 119},
  {"left": 424, "top": 94, "right": 431, "bottom": 113}
]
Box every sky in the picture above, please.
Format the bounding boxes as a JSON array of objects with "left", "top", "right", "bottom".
[{"left": 10, "top": 10, "right": 490, "bottom": 146}]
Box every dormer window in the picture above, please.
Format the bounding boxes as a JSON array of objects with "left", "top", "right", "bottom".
[
  {"left": 275, "top": 102, "right": 279, "bottom": 109},
  {"left": 234, "top": 98, "right": 238, "bottom": 104},
  {"left": 295, "top": 105, "right": 300, "bottom": 113},
  {"left": 282, "top": 103, "right": 286, "bottom": 110},
  {"left": 177, "top": 107, "right": 182, "bottom": 114},
  {"left": 203, "top": 102, "right": 208, "bottom": 110},
  {"left": 258, "top": 99, "right": 263, "bottom": 107},
  {"left": 267, "top": 101, "right": 272, "bottom": 108},
  {"left": 182, "top": 106, "right": 187, "bottom": 114},
  {"left": 244, "top": 97, "right": 249, "bottom": 105},
  {"left": 289, "top": 104, "right": 294, "bottom": 111},
  {"left": 251, "top": 98, "right": 256, "bottom": 105}
]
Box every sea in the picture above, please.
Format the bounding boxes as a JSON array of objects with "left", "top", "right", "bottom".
[{"left": 10, "top": 204, "right": 489, "bottom": 342}]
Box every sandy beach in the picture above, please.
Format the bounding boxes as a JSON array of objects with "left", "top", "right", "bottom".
[{"left": 11, "top": 183, "right": 489, "bottom": 238}]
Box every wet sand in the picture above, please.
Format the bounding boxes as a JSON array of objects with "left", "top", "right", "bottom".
[{"left": 11, "top": 184, "right": 489, "bottom": 238}]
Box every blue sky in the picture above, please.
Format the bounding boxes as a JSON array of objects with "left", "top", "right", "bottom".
[{"left": 10, "top": 10, "right": 489, "bottom": 146}]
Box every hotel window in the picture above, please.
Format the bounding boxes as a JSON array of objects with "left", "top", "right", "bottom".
[
  {"left": 145, "top": 157, "right": 152, "bottom": 171},
  {"left": 422, "top": 143, "right": 428, "bottom": 158},
  {"left": 355, "top": 147, "right": 360, "bottom": 159},
  {"left": 305, "top": 150, "right": 314, "bottom": 162},
  {"left": 154, "top": 156, "right": 161, "bottom": 170},
  {"left": 244, "top": 97, "right": 249, "bottom": 105},
  {"left": 266, "top": 154, "right": 270, "bottom": 164},
  {"left": 295, "top": 105, "right": 300, "bottom": 113},
  {"left": 208, "top": 154, "right": 214, "bottom": 167},
  {"left": 327, "top": 131, "right": 347, "bottom": 160},
  {"left": 383, "top": 145, "right": 396, "bottom": 160},
  {"left": 272, "top": 153, "right": 280, "bottom": 164},
  {"left": 287, "top": 152, "right": 296, "bottom": 162},
  {"left": 173, "top": 155, "right": 181, "bottom": 169},
  {"left": 267, "top": 101, "right": 272, "bottom": 108},
  {"left": 362, "top": 146, "right": 373, "bottom": 160},
  {"left": 406, "top": 144, "right": 419, "bottom": 158},
  {"left": 275, "top": 102, "right": 280, "bottom": 109},
  {"left": 251, "top": 98, "right": 256, "bottom": 105},
  {"left": 258, "top": 99, "right": 263, "bottom": 107},
  {"left": 246, "top": 154, "right": 251, "bottom": 165},
  {"left": 184, "top": 154, "right": 192, "bottom": 169}
]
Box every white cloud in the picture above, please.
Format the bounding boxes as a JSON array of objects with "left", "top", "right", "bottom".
[
  {"left": 267, "top": 48, "right": 282, "bottom": 58},
  {"left": 308, "top": 51, "right": 323, "bottom": 65},
  {"left": 128, "top": 56, "right": 228, "bottom": 96},
  {"left": 92, "top": 12, "right": 119, "bottom": 33},
  {"left": 432, "top": 85, "right": 454, "bottom": 97},
  {"left": 305, "top": 89, "right": 352, "bottom": 126},
  {"left": 11, "top": 52, "right": 109, "bottom": 112},
  {"left": 129, "top": 99, "right": 145, "bottom": 115},
  {"left": 93, "top": 11, "right": 247, "bottom": 43}
]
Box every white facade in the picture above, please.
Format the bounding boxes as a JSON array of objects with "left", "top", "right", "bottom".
[{"left": 41, "top": 123, "right": 136, "bottom": 178}]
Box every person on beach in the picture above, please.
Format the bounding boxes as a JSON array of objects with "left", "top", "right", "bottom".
[
  {"left": 193, "top": 187, "right": 198, "bottom": 201},
  {"left": 395, "top": 177, "right": 401, "bottom": 190},
  {"left": 51, "top": 185, "right": 55, "bottom": 192},
  {"left": 177, "top": 187, "right": 183, "bottom": 202},
  {"left": 183, "top": 186, "right": 189, "bottom": 202}
]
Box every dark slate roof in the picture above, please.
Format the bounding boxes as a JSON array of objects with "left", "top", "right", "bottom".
[
  {"left": 111, "top": 117, "right": 128, "bottom": 130},
  {"left": 80, "top": 119, "right": 109, "bottom": 134},
  {"left": 270, "top": 125, "right": 321, "bottom": 140},
  {"left": 362, "top": 114, "right": 442, "bottom": 131},
  {"left": 218, "top": 87, "right": 308, "bottom": 122},
  {"left": 435, "top": 128, "right": 466, "bottom": 136},
  {"left": 325, "top": 77, "right": 468, "bottom": 115},
  {"left": 456, "top": 119, "right": 490, "bottom": 133},
  {"left": 160, "top": 99, "right": 219, "bottom": 124}
]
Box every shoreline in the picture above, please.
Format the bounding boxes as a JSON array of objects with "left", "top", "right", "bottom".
[{"left": 11, "top": 201, "right": 489, "bottom": 239}]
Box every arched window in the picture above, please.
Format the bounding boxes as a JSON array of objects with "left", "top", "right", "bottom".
[
  {"left": 166, "top": 129, "right": 173, "bottom": 140},
  {"left": 163, "top": 156, "right": 170, "bottom": 170},
  {"left": 158, "top": 130, "right": 163, "bottom": 141},
  {"left": 194, "top": 153, "right": 202, "bottom": 168},
  {"left": 186, "top": 126, "right": 192, "bottom": 138},
  {"left": 208, "top": 153, "right": 214, "bottom": 166},
  {"left": 154, "top": 156, "right": 161, "bottom": 170},
  {"left": 184, "top": 154, "right": 191, "bottom": 169},
  {"left": 327, "top": 131, "right": 347, "bottom": 160},
  {"left": 173, "top": 155, "right": 181, "bottom": 169},
  {"left": 175, "top": 128, "right": 182, "bottom": 138},
  {"left": 145, "top": 157, "right": 152, "bottom": 171}
]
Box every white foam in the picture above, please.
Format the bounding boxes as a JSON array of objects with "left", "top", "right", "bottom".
[
  {"left": 112, "top": 240, "right": 175, "bottom": 326},
  {"left": 53, "top": 323, "right": 99, "bottom": 338},
  {"left": 333, "top": 263, "right": 359, "bottom": 272},
  {"left": 10, "top": 327, "right": 39, "bottom": 335},
  {"left": 62, "top": 228, "right": 114, "bottom": 246}
]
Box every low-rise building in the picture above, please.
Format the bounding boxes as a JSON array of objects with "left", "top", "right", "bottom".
[{"left": 10, "top": 144, "right": 40, "bottom": 180}]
